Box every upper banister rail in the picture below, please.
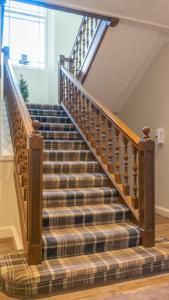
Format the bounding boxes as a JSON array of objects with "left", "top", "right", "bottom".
[
  {"left": 4, "top": 58, "right": 33, "bottom": 136},
  {"left": 61, "top": 65, "right": 140, "bottom": 145}
]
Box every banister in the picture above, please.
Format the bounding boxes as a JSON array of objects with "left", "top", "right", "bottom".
[
  {"left": 61, "top": 65, "right": 140, "bottom": 145},
  {"left": 69, "top": 15, "right": 118, "bottom": 81},
  {"left": 4, "top": 58, "right": 32, "bottom": 135},
  {"left": 3, "top": 55, "right": 43, "bottom": 265},
  {"left": 59, "top": 60, "right": 155, "bottom": 248}
]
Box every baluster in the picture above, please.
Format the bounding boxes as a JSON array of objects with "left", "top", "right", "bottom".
[
  {"left": 85, "top": 98, "right": 90, "bottom": 139},
  {"left": 90, "top": 17, "right": 94, "bottom": 38},
  {"left": 81, "top": 94, "right": 87, "bottom": 133},
  {"left": 78, "top": 32, "right": 82, "bottom": 72},
  {"left": 75, "top": 44, "right": 79, "bottom": 76},
  {"left": 114, "top": 127, "right": 121, "bottom": 183},
  {"left": 122, "top": 135, "right": 130, "bottom": 195},
  {"left": 76, "top": 91, "right": 81, "bottom": 127},
  {"left": 101, "top": 115, "right": 107, "bottom": 164},
  {"left": 132, "top": 145, "right": 138, "bottom": 208},
  {"left": 86, "top": 17, "right": 90, "bottom": 48},
  {"left": 95, "top": 109, "right": 101, "bottom": 155},
  {"left": 82, "top": 18, "right": 87, "bottom": 58},
  {"left": 106, "top": 121, "right": 113, "bottom": 172},
  {"left": 90, "top": 105, "right": 97, "bottom": 148}
]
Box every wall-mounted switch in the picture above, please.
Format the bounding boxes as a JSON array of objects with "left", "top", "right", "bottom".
[{"left": 155, "top": 128, "right": 165, "bottom": 145}]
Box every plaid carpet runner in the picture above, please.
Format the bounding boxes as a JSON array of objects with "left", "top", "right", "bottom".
[{"left": 1, "top": 103, "right": 168, "bottom": 297}]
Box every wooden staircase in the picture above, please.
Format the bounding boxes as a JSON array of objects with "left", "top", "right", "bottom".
[{"left": 0, "top": 13, "right": 164, "bottom": 299}]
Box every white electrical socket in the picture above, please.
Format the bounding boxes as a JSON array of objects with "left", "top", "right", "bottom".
[{"left": 155, "top": 128, "right": 165, "bottom": 145}]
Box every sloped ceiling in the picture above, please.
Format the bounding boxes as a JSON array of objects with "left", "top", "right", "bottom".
[{"left": 32, "top": 0, "right": 169, "bottom": 29}]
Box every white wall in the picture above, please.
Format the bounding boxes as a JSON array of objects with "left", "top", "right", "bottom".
[
  {"left": 119, "top": 42, "right": 169, "bottom": 214},
  {"left": 84, "top": 22, "right": 167, "bottom": 113},
  {"left": 13, "top": 9, "right": 82, "bottom": 104}
]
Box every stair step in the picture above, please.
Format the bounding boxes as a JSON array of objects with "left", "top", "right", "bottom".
[
  {"left": 41, "top": 131, "right": 81, "bottom": 140},
  {"left": 30, "top": 115, "right": 71, "bottom": 123},
  {"left": 43, "top": 187, "right": 119, "bottom": 208},
  {"left": 1, "top": 240, "right": 169, "bottom": 298},
  {"left": 42, "top": 223, "right": 140, "bottom": 260},
  {"left": 44, "top": 140, "right": 87, "bottom": 150},
  {"left": 28, "top": 109, "right": 67, "bottom": 117},
  {"left": 27, "top": 103, "right": 63, "bottom": 110},
  {"left": 43, "top": 173, "right": 108, "bottom": 189},
  {"left": 40, "top": 123, "right": 75, "bottom": 132},
  {"left": 43, "top": 161, "right": 101, "bottom": 174},
  {"left": 42, "top": 204, "right": 131, "bottom": 230},
  {"left": 44, "top": 150, "right": 94, "bottom": 161}
]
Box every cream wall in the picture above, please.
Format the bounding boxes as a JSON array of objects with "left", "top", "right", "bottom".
[
  {"left": 84, "top": 23, "right": 167, "bottom": 113},
  {"left": 32, "top": 0, "right": 169, "bottom": 30},
  {"left": 119, "top": 42, "right": 169, "bottom": 215}
]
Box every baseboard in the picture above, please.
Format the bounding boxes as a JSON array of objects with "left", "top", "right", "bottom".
[
  {"left": 156, "top": 205, "right": 169, "bottom": 219},
  {"left": 0, "top": 226, "right": 23, "bottom": 250}
]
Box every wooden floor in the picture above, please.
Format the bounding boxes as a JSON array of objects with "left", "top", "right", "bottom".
[{"left": 1, "top": 214, "right": 169, "bottom": 300}]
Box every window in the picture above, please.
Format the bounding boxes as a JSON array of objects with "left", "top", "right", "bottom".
[{"left": 3, "top": 0, "right": 46, "bottom": 68}]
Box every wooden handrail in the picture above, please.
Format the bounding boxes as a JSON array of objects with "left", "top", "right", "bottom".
[
  {"left": 61, "top": 65, "right": 140, "bottom": 145},
  {"left": 69, "top": 16, "right": 118, "bottom": 80},
  {"left": 59, "top": 62, "right": 155, "bottom": 248},
  {"left": 3, "top": 54, "right": 43, "bottom": 265}
]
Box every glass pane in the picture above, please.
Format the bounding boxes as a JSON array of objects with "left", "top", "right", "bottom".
[{"left": 3, "top": 0, "right": 46, "bottom": 68}]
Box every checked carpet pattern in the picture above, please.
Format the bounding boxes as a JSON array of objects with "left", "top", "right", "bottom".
[
  {"left": 1, "top": 102, "right": 156, "bottom": 297},
  {"left": 26, "top": 103, "right": 141, "bottom": 260}
]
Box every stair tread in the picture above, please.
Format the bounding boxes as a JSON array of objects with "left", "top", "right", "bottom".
[
  {"left": 1, "top": 240, "right": 169, "bottom": 298},
  {"left": 43, "top": 173, "right": 107, "bottom": 180},
  {"left": 43, "top": 203, "right": 129, "bottom": 215},
  {"left": 42, "top": 222, "right": 140, "bottom": 243}
]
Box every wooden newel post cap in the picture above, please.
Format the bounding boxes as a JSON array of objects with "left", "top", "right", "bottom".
[
  {"left": 142, "top": 127, "right": 150, "bottom": 141},
  {"left": 32, "top": 120, "right": 40, "bottom": 135}
]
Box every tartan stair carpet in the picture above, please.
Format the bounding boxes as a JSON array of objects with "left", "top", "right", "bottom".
[{"left": 1, "top": 103, "right": 169, "bottom": 297}]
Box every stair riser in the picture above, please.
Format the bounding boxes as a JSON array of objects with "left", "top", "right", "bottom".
[
  {"left": 44, "top": 141, "right": 87, "bottom": 151},
  {"left": 43, "top": 190, "right": 119, "bottom": 208},
  {"left": 42, "top": 229, "right": 141, "bottom": 260},
  {"left": 42, "top": 131, "right": 81, "bottom": 140},
  {"left": 44, "top": 152, "right": 94, "bottom": 161},
  {"left": 28, "top": 109, "right": 67, "bottom": 117},
  {"left": 43, "top": 163, "right": 100, "bottom": 174},
  {"left": 42, "top": 210, "right": 131, "bottom": 230},
  {"left": 27, "top": 104, "right": 63, "bottom": 110},
  {"left": 43, "top": 177, "right": 108, "bottom": 189},
  {"left": 31, "top": 115, "right": 71, "bottom": 123},
  {"left": 40, "top": 124, "right": 75, "bottom": 132}
]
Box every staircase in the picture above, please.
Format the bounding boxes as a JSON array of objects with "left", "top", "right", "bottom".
[
  {"left": 28, "top": 103, "right": 141, "bottom": 261},
  {"left": 1, "top": 11, "right": 169, "bottom": 300}
]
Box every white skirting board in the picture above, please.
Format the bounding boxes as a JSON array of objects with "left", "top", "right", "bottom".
[
  {"left": 156, "top": 205, "right": 169, "bottom": 219},
  {"left": 0, "top": 226, "right": 23, "bottom": 250}
]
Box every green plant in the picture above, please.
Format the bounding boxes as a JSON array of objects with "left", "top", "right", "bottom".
[{"left": 19, "top": 74, "right": 29, "bottom": 102}]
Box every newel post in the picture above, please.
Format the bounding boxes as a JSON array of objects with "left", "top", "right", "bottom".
[
  {"left": 58, "top": 55, "right": 65, "bottom": 104},
  {"left": 138, "top": 127, "right": 155, "bottom": 247},
  {"left": 27, "top": 120, "right": 43, "bottom": 265}
]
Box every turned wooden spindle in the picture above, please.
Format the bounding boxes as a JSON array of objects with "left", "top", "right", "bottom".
[
  {"left": 82, "top": 19, "right": 87, "bottom": 58},
  {"left": 90, "top": 18, "right": 94, "bottom": 37},
  {"left": 122, "top": 135, "right": 130, "bottom": 195},
  {"left": 101, "top": 115, "right": 107, "bottom": 164},
  {"left": 90, "top": 104, "right": 96, "bottom": 147},
  {"left": 106, "top": 121, "right": 113, "bottom": 173},
  {"left": 78, "top": 32, "right": 82, "bottom": 71},
  {"left": 96, "top": 109, "right": 101, "bottom": 155},
  {"left": 32, "top": 120, "right": 40, "bottom": 135},
  {"left": 86, "top": 17, "right": 90, "bottom": 48},
  {"left": 132, "top": 145, "right": 138, "bottom": 209},
  {"left": 114, "top": 127, "right": 121, "bottom": 183}
]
